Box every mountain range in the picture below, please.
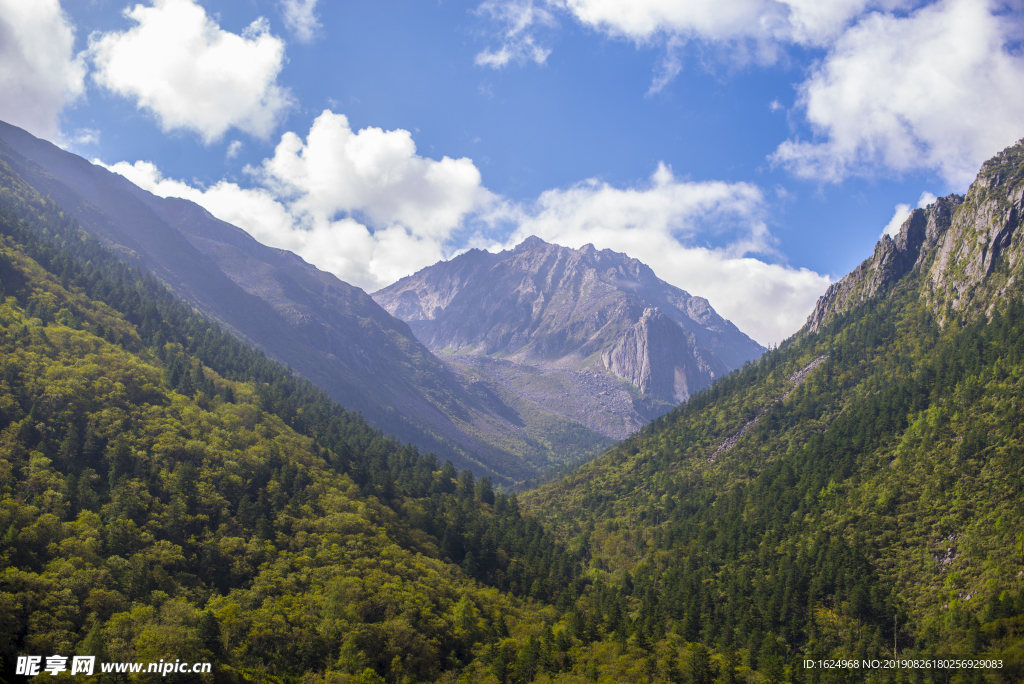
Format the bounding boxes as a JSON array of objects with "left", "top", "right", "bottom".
[
  {"left": 0, "top": 113, "right": 1022, "bottom": 682},
  {"left": 0, "top": 120, "right": 763, "bottom": 483}
]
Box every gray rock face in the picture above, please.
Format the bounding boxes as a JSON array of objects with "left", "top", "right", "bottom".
[
  {"left": 805, "top": 138, "right": 1024, "bottom": 334},
  {"left": 925, "top": 147, "right": 1024, "bottom": 318},
  {"left": 601, "top": 308, "right": 714, "bottom": 402},
  {"left": 374, "top": 238, "right": 764, "bottom": 437}
]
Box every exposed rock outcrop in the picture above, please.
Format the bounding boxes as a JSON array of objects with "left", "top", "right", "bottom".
[
  {"left": 602, "top": 308, "right": 719, "bottom": 402},
  {"left": 925, "top": 144, "right": 1024, "bottom": 320},
  {"left": 708, "top": 354, "right": 828, "bottom": 462},
  {"left": 806, "top": 196, "right": 962, "bottom": 333}
]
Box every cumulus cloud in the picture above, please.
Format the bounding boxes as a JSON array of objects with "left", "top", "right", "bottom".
[
  {"left": 475, "top": 0, "right": 556, "bottom": 68},
  {"left": 0, "top": 0, "right": 85, "bottom": 140},
  {"left": 88, "top": 0, "right": 293, "bottom": 143},
  {"left": 502, "top": 164, "right": 830, "bottom": 345},
  {"left": 881, "top": 191, "right": 938, "bottom": 238},
  {"left": 256, "top": 111, "right": 496, "bottom": 238},
  {"left": 772, "top": 0, "right": 1024, "bottom": 187},
  {"left": 280, "top": 0, "right": 321, "bottom": 43},
  {"left": 99, "top": 110, "right": 497, "bottom": 290}
]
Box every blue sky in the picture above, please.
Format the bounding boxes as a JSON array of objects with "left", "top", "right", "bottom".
[{"left": 2, "top": 0, "right": 1023, "bottom": 344}]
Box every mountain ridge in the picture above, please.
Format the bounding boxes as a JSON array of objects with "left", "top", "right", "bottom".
[
  {"left": 0, "top": 120, "right": 610, "bottom": 484},
  {"left": 807, "top": 140, "right": 1024, "bottom": 333}
]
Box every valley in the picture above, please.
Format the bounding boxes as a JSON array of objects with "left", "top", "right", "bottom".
[
  {"left": 0, "top": 124, "right": 1022, "bottom": 683},
  {"left": 3, "top": 0, "right": 1022, "bottom": 682}
]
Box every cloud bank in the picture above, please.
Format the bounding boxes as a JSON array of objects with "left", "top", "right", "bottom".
[
  {"left": 88, "top": 0, "right": 293, "bottom": 143},
  {"left": 101, "top": 112, "right": 828, "bottom": 345}
]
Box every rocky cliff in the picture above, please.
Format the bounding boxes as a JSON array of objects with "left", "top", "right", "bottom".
[
  {"left": 601, "top": 307, "right": 718, "bottom": 402},
  {"left": 924, "top": 143, "right": 1024, "bottom": 320},
  {"left": 374, "top": 238, "right": 764, "bottom": 438},
  {"left": 806, "top": 138, "right": 1024, "bottom": 334}
]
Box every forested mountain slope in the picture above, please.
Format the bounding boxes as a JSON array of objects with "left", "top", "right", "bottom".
[
  {"left": 520, "top": 141, "right": 1024, "bottom": 681},
  {"left": 0, "top": 120, "right": 605, "bottom": 485},
  {"left": 375, "top": 237, "right": 764, "bottom": 441},
  {"left": 0, "top": 157, "right": 593, "bottom": 682}
]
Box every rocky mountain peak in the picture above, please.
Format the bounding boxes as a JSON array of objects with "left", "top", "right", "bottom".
[
  {"left": 374, "top": 238, "right": 764, "bottom": 437},
  {"left": 806, "top": 138, "right": 1024, "bottom": 334},
  {"left": 513, "top": 235, "right": 548, "bottom": 251},
  {"left": 925, "top": 141, "right": 1024, "bottom": 319}
]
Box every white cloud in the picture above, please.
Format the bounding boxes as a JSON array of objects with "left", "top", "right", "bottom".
[
  {"left": 88, "top": 0, "right": 293, "bottom": 143},
  {"left": 881, "top": 191, "right": 938, "bottom": 238},
  {"left": 280, "top": 0, "right": 321, "bottom": 43},
  {"left": 772, "top": 0, "right": 1024, "bottom": 187},
  {"left": 502, "top": 163, "right": 830, "bottom": 345},
  {"left": 0, "top": 0, "right": 85, "bottom": 140},
  {"left": 475, "top": 0, "right": 556, "bottom": 68},
  {"left": 881, "top": 203, "right": 913, "bottom": 239},
  {"left": 256, "top": 111, "right": 496, "bottom": 241},
  {"left": 558, "top": 0, "right": 910, "bottom": 46},
  {"left": 226, "top": 140, "right": 244, "bottom": 159},
  {"left": 560, "top": 0, "right": 785, "bottom": 44},
  {"left": 99, "top": 110, "right": 496, "bottom": 290}
]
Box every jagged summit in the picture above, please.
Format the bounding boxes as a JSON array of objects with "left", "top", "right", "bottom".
[
  {"left": 374, "top": 237, "right": 764, "bottom": 439},
  {"left": 807, "top": 138, "right": 1024, "bottom": 335},
  {"left": 514, "top": 235, "right": 549, "bottom": 250}
]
